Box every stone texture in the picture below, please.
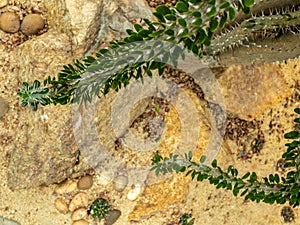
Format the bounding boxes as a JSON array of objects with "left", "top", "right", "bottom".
[
  {"left": 104, "top": 209, "right": 121, "bottom": 225},
  {"left": 216, "top": 63, "right": 291, "bottom": 121},
  {"left": 20, "top": 14, "right": 45, "bottom": 36},
  {"left": 0, "top": 0, "right": 8, "bottom": 9},
  {"left": 0, "top": 12, "right": 20, "bottom": 33},
  {"left": 7, "top": 0, "right": 153, "bottom": 189},
  {"left": 0, "top": 216, "right": 20, "bottom": 225},
  {"left": 0, "top": 97, "right": 8, "bottom": 118}
]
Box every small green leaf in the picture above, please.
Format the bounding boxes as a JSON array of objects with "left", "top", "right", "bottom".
[
  {"left": 212, "top": 159, "right": 217, "bottom": 168},
  {"left": 165, "top": 14, "right": 177, "bottom": 21},
  {"left": 192, "top": 18, "right": 202, "bottom": 27},
  {"left": 207, "top": 6, "right": 216, "bottom": 17},
  {"left": 165, "top": 29, "right": 175, "bottom": 36},
  {"left": 220, "top": 1, "right": 230, "bottom": 9},
  {"left": 284, "top": 131, "right": 300, "bottom": 139},
  {"left": 192, "top": 11, "right": 201, "bottom": 18},
  {"left": 229, "top": 7, "right": 235, "bottom": 21},
  {"left": 134, "top": 24, "right": 143, "bottom": 32},
  {"left": 242, "top": 0, "right": 254, "bottom": 7},
  {"left": 294, "top": 108, "right": 300, "bottom": 114},
  {"left": 210, "top": 18, "right": 218, "bottom": 32},
  {"left": 175, "top": 1, "right": 189, "bottom": 12},
  {"left": 200, "top": 155, "right": 206, "bottom": 163},
  {"left": 178, "top": 18, "right": 187, "bottom": 27},
  {"left": 219, "top": 12, "right": 228, "bottom": 29},
  {"left": 156, "top": 5, "right": 172, "bottom": 15}
]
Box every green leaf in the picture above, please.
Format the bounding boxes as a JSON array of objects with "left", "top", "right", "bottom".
[
  {"left": 156, "top": 5, "right": 172, "bottom": 15},
  {"left": 192, "top": 11, "right": 201, "bottom": 18},
  {"left": 242, "top": 172, "right": 250, "bottom": 179},
  {"left": 165, "top": 29, "right": 175, "bottom": 36},
  {"left": 242, "top": 0, "right": 254, "bottom": 7},
  {"left": 134, "top": 24, "right": 143, "bottom": 32},
  {"left": 284, "top": 131, "right": 300, "bottom": 139},
  {"left": 207, "top": 6, "right": 216, "bottom": 18},
  {"left": 165, "top": 14, "right": 177, "bottom": 21},
  {"left": 192, "top": 18, "right": 202, "bottom": 27},
  {"left": 210, "top": 18, "right": 218, "bottom": 32},
  {"left": 220, "top": 1, "right": 230, "bottom": 9},
  {"left": 294, "top": 108, "right": 300, "bottom": 114},
  {"left": 212, "top": 159, "right": 217, "bottom": 168},
  {"left": 219, "top": 12, "right": 228, "bottom": 29},
  {"left": 229, "top": 7, "right": 235, "bottom": 21},
  {"left": 175, "top": 1, "right": 189, "bottom": 12},
  {"left": 178, "top": 18, "right": 187, "bottom": 27},
  {"left": 200, "top": 155, "right": 206, "bottom": 163}
]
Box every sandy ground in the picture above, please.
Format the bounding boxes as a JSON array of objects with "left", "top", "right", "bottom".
[{"left": 0, "top": 58, "right": 299, "bottom": 225}]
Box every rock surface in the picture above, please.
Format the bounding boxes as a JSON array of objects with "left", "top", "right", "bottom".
[
  {"left": 0, "top": 0, "right": 7, "bottom": 9},
  {"left": 7, "top": 0, "right": 153, "bottom": 190},
  {"left": 0, "top": 12, "right": 20, "bottom": 33},
  {"left": 20, "top": 14, "right": 45, "bottom": 36},
  {"left": 0, "top": 97, "right": 8, "bottom": 118},
  {"left": 104, "top": 209, "right": 121, "bottom": 225}
]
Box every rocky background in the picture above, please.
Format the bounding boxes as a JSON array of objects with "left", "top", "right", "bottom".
[{"left": 0, "top": 0, "right": 300, "bottom": 225}]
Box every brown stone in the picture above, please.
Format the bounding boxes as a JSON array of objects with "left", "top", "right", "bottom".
[
  {"left": 0, "top": 12, "right": 20, "bottom": 33},
  {"left": 77, "top": 175, "right": 93, "bottom": 190},
  {"left": 20, "top": 14, "right": 45, "bottom": 36}
]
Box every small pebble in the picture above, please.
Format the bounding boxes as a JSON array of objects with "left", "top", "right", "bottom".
[
  {"left": 0, "top": 0, "right": 8, "bottom": 9},
  {"left": 20, "top": 14, "right": 44, "bottom": 36},
  {"left": 54, "top": 198, "right": 69, "bottom": 214},
  {"left": 71, "top": 208, "right": 87, "bottom": 221},
  {"left": 0, "top": 97, "right": 8, "bottom": 118},
  {"left": 54, "top": 179, "right": 77, "bottom": 194},
  {"left": 69, "top": 192, "right": 89, "bottom": 212},
  {"left": 113, "top": 175, "right": 128, "bottom": 192},
  {"left": 72, "top": 220, "right": 89, "bottom": 225},
  {"left": 0, "top": 12, "right": 20, "bottom": 33},
  {"left": 77, "top": 175, "right": 93, "bottom": 190},
  {"left": 127, "top": 185, "right": 142, "bottom": 201},
  {"left": 105, "top": 209, "right": 121, "bottom": 225}
]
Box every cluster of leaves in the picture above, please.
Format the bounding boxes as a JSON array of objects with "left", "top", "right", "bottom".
[
  {"left": 18, "top": 0, "right": 257, "bottom": 110},
  {"left": 179, "top": 213, "right": 195, "bottom": 225},
  {"left": 88, "top": 198, "right": 111, "bottom": 219},
  {"left": 152, "top": 99, "right": 300, "bottom": 207}
]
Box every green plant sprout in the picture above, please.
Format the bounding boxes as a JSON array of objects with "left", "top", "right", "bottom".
[
  {"left": 151, "top": 104, "right": 300, "bottom": 207},
  {"left": 88, "top": 198, "right": 111, "bottom": 219},
  {"left": 179, "top": 213, "right": 195, "bottom": 225}
]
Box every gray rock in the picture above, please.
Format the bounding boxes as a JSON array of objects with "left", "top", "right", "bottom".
[
  {"left": 0, "top": 216, "right": 20, "bottom": 225},
  {"left": 104, "top": 210, "right": 121, "bottom": 225},
  {"left": 0, "top": 97, "right": 8, "bottom": 118}
]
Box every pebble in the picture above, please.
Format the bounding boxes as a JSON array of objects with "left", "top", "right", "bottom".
[
  {"left": 71, "top": 208, "right": 87, "bottom": 221},
  {"left": 0, "top": 97, "right": 8, "bottom": 118},
  {"left": 20, "top": 14, "right": 44, "bottom": 36},
  {"left": 0, "top": 12, "right": 20, "bottom": 33},
  {"left": 0, "top": 216, "right": 20, "bottom": 225},
  {"left": 113, "top": 175, "right": 128, "bottom": 192},
  {"left": 72, "top": 220, "right": 89, "bottom": 225},
  {"left": 54, "top": 198, "right": 69, "bottom": 214},
  {"left": 127, "top": 185, "right": 142, "bottom": 201},
  {"left": 104, "top": 209, "right": 121, "bottom": 225},
  {"left": 69, "top": 192, "right": 89, "bottom": 211},
  {"left": 77, "top": 175, "right": 93, "bottom": 190},
  {"left": 0, "top": 0, "right": 8, "bottom": 9},
  {"left": 54, "top": 179, "right": 77, "bottom": 194}
]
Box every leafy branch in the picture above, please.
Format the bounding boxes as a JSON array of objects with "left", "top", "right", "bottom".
[
  {"left": 18, "top": 0, "right": 300, "bottom": 111},
  {"left": 151, "top": 102, "right": 300, "bottom": 207}
]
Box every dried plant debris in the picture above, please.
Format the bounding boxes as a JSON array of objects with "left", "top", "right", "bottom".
[
  {"left": 225, "top": 114, "right": 265, "bottom": 161},
  {"left": 146, "top": 0, "right": 177, "bottom": 8},
  {"left": 281, "top": 206, "right": 295, "bottom": 223}
]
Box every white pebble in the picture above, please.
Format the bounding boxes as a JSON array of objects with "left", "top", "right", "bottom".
[{"left": 127, "top": 185, "right": 142, "bottom": 201}]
